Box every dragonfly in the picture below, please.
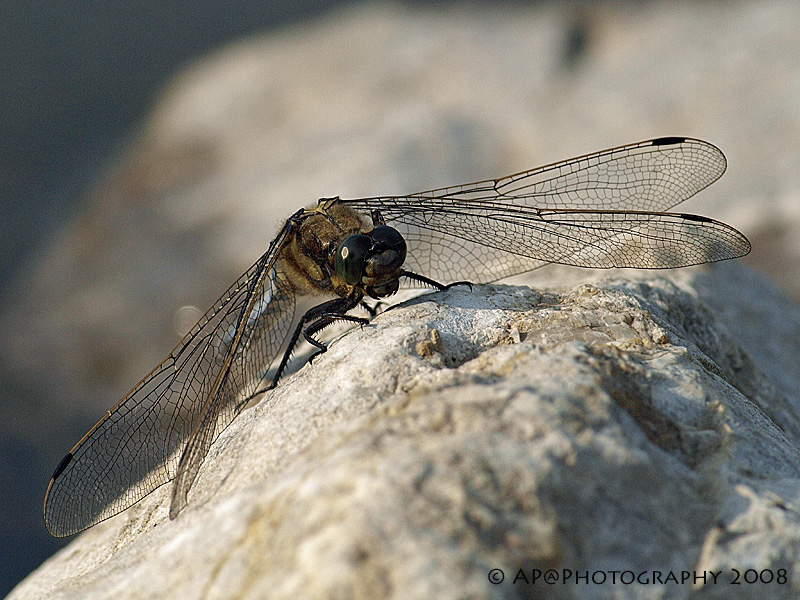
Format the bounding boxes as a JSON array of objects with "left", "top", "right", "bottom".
[{"left": 43, "top": 136, "right": 750, "bottom": 537}]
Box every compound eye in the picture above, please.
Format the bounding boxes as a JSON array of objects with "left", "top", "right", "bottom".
[
  {"left": 371, "top": 225, "right": 407, "bottom": 264},
  {"left": 335, "top": 234, "right": 372, "bottom": 286}
]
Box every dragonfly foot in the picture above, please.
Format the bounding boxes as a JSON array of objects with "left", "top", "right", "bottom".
[{"left": 443, "top": 280, "right": 473, "bottom": 291}]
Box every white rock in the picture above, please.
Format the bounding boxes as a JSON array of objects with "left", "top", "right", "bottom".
[{"left": 10, "top": 264, "right": 800, "bottom": 600}]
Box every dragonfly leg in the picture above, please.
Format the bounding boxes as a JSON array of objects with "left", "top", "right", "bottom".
[
  {"left": 443, "top": 280, "right": 473, "bottom": 291},
  {"left": 401, "top": 270, "right": 474, "bottom": 291},
  {"left": 370, "top": 209, "right": 386, "bottom": 226},
  {"left": 268, "top": 295, "right": 363, "bottom": 389},
  {"left": 303, "top": 311, "right": 369, "bottom": 365}
]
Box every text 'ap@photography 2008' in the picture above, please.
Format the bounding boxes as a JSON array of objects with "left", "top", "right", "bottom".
[{"left": 486, "top": 567, "right": 788, "bottom": 588}]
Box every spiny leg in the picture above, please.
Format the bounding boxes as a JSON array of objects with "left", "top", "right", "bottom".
[
  {"left": 267, "top": 294, "right": 363, "bottom": 389},
  {"left": 400, "top": 270, "right": 474, "bottom": 291},
  {"left": 368, "top": 270, "right": 474, "bottom": 317},
  {"left": 370, "top": 209, "right": 386, "bottom": 226},
  {"left": 303, "top": 311, "right": 369, "bottom": 362},
  {"left": 237, "top": 309, "right": 363, "bottom": 409}
]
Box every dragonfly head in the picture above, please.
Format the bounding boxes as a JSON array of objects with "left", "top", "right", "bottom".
[{"left": 334, "top": 225, "right": 407, "bottom": 298}]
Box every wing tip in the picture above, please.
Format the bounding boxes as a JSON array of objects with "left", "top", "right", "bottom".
[{"left": 679, "top": 213, "right": 752, "bottom": 260}]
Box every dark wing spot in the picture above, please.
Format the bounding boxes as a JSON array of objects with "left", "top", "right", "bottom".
[
  {"left": 679, "top": 213, "right": 713, "bottom": 223},
  {"left": 651, "top": 136, "right": 686, "bottom": 146},
  {"left": 51, "top": 452, "right": 73, "bottom": 481}
]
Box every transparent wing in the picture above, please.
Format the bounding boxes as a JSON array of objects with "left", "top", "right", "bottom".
[
  {"left": 340, "top": 137, "right": 748, "bottom": 282},
  {"left": 168, "top": 261, "right": 296, "bottom": 518},
  {"left": 406, "top": 136, "right": 726, "bottom": 211},
  {"left": 43, "top": 224, "right": 296, "bottom": 537}
]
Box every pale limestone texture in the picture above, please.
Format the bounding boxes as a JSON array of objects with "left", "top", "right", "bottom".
[{"left": 10, "top": 264, "right": 800, "bottom": 600}]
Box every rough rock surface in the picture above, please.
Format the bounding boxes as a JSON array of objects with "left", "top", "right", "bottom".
[{"left": 10, "top": 263, "right": 800, "bottom": 600}]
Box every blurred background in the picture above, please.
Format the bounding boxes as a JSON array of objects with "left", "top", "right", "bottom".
[{"left": 1, "top": 0, "right": 799, "bottom": 594}]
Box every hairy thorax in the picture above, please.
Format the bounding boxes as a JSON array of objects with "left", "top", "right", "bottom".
[{"left": 277, "top": 203, "right": 370, "bottom": 297}]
